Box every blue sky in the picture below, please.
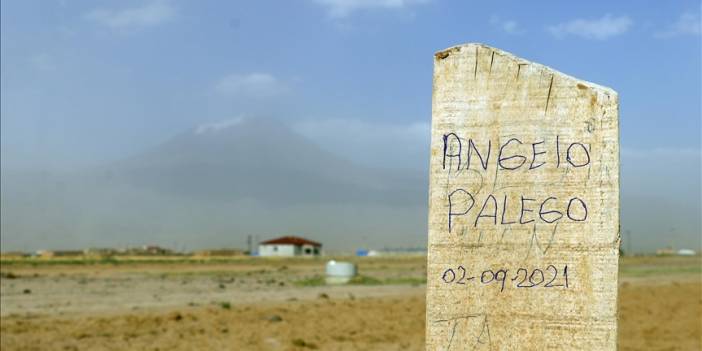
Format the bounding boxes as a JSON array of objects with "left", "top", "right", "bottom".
[{"left": 1, "top": 0, "right": 701, "bottom": 251}]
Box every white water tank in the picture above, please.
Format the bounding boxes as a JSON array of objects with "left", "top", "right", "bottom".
[{"left": 325, "top": 260, "right": 357, "bottom": 284}]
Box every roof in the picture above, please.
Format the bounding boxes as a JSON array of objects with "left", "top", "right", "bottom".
[{"left": 260, "top": 236, "right": 322, "bottom": 247}]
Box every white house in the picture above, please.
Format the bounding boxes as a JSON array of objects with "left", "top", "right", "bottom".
[{"left": 258, "top": 236, "right": 322, "bottom": 257}]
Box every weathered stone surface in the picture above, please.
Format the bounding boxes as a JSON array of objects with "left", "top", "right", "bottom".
[{"left": 426, "top": 43, "right": 619, "bottom": 350}]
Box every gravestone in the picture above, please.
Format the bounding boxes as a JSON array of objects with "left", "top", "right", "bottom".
[{"left": 426, "top": 43, "right": 619, "bottom": 350}]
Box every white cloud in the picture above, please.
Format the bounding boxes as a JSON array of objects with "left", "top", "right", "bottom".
[
  {"left": 195, "top": 118, "right": 244, "bottom": 134},
  {"left": 214, "top": 73, "right": 288, "bottom": 99},
  {"left": 85, "top": 0, "right": 176, "bottom": 30},
  {"left": 655, "top": 12, "right": 701, "bottom": 38},
  {"left": 490, "top": 15, "right": 523, "bottom": 35},
  {"left": 548, "top": 14, "right": 632, "bottom": 40},
  {"left": 313, "top": 0, "right": 430, "bottom": 18}
]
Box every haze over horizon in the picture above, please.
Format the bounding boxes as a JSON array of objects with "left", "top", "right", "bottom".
[{"left": 2, "top": 0, "right": 700, "bottom": 253}]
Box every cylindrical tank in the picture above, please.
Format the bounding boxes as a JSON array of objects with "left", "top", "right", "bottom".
[{"left": 325, "top": 260, "right": 357, "bottom": 284}]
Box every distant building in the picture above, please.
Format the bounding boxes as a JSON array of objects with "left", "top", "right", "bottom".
[
  {"left": 37, "top": 250, "right": 83, "bottom": 258},
  {"left": 258, "top": 236, "right": 322, "bottom": 257},
  {"left": 83, "top": 248, "right": 117, "bottom": 257},
  {"left": 117, "top": 245, "right": 174, "bottom": 256},
  {"left": 656, "top": 247, "right": 675, "bottom": 256},
  {"left": 193, "top": 249, "right": 246, "bottom": 257},
  {"left": 0, "top": 251, "right": 29, "bottom": 258},
  {"left": 365, "top": 247, "right": 427, "bottom": 256},
  {"left": 142, "top": 245, "right": 172, "bottom": 255},
  {"left": 677, "top": 249, "right": 697, "bottom": 256}
]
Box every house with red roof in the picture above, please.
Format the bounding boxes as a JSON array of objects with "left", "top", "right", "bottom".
[{"left": 258, "top": 236, "right": 322, "bottom": 257}]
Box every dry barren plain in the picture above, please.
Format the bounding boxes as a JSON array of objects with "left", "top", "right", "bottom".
[{"left": 1, "top": 255, "right": 700, "bottom": 350}]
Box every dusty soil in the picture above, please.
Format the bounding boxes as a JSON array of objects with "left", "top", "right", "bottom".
[{"left": 1, "top": 256, "right": 700, "bottom": 350}]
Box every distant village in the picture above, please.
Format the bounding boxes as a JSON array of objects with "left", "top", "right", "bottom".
[
  {"left": 2, "top": 234, "right": 695, "bottom": 259},
  {"left": 0, "top": 235, "right": 428, "bottom": 259}
]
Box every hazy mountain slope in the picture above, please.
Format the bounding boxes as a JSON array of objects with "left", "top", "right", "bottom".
[
  {"left": 1, "top": 118, "right": 428, "bottom": 251},
  {"left": 96, "top": 118, "right": 424, "bottom": 206}
]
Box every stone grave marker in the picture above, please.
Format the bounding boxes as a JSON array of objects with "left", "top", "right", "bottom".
[{"left": 426, "top": 43, "right": 619, "bottom": 350}]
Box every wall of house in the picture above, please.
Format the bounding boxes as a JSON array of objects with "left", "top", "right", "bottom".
[{"left": 258, "top": 244, "right": 296, "bottom": 257}]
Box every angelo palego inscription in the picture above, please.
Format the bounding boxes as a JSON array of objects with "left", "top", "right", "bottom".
[
  {"left": 426, "top": 44, "right": 619, "bottom": 350},
  {"left": 443, "top": 134, "right": 590, "bottom": 233}
]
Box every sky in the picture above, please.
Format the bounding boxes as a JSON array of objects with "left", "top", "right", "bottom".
[{"left": 1, "top": 0, "right": 701, "bottom": 252}]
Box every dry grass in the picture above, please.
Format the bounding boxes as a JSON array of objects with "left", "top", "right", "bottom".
[{"left": 1, "top": 255, "right": 699, "bottom": 350}]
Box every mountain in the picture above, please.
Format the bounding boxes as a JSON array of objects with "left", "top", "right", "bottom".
[
  {"left": 95, "top": 117, "right": 424, "bottom": 206},
  {"left": 1, "top": 118, "right": 428, "bottom": 251}
]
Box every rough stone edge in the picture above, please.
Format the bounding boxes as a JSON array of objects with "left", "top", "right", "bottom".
[{"left": 434, "top": 43, "right": 618, "bottom": 98}]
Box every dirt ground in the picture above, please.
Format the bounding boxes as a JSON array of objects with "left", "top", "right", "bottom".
[{"left": 1, "top": 256, "right": 700, "bottom": 350}]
